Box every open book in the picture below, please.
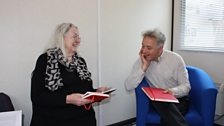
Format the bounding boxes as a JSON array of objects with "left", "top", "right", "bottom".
[
  {"left": 82, "top": 88, "right": 116, "bottom": 102},
  {"left": 142, "top": 87, "right": 179, "bottom": 103}
]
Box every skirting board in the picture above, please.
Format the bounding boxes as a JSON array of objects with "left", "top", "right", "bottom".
[{"left": 107, "top": 117, "right": 136, "bottom": 126}]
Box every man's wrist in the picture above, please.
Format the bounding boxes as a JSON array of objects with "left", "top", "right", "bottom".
[{"left": 141, "top": 65, "right": 147, "bottom": 72}]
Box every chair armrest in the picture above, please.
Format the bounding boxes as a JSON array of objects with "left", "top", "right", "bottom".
[
  {"left": 135, "top": 79, "right": 150, "bottom": 126},
  {"left": 187, "top": 66, "right": 218, "bottom": 126}
]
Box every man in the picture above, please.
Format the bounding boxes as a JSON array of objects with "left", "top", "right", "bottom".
[{"left": 125, "top": 29, "right": 191, "bottom": 126}]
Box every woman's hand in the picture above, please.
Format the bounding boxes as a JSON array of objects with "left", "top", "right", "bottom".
[
  {"left": 66, "top": 93, "right": 92, "bottom": 106},
  {"left": 96, "top": 86, "right": 110, "bottom": 92}
]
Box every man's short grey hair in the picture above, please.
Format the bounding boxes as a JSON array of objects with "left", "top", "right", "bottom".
[{"left": 142, "top": 29, "right": 166, "bottom": 47}]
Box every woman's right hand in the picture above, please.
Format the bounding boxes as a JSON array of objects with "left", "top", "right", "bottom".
[{"left": 66, "top": 93, "right": 92, "bottom": 106}]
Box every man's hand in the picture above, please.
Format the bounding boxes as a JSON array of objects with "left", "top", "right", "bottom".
[
  {"left": 139, "top": 49, "right": 151, "bottom": 72},
  {"left": 163, "top": 89, "right": 174, "bottom": 95}
]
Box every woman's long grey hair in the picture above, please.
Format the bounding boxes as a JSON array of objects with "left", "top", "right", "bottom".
[{"left": 44, "top": 23, "right": 77, "bottom": 58}]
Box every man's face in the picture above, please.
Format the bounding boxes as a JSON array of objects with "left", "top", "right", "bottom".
[{"left": 140, "top": 36, "right": 163, "bottom": 61}]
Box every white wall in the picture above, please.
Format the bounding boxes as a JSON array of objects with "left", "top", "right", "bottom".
[
  {"left": 0, "top": 0, "right": 172, "bottom": 126},
  {"left": 99, "top": 0, "right": 172, "bottom": 125}
]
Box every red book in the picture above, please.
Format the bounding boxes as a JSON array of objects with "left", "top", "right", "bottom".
[
  {"left": 142, "top": 87, "right": 179, "bottom": 103},
  {"left": 82, "top": 88, "right": 116, "bottom": 102},
  {"left": 82, "top": 92, "right": 110, "bottom": 102},
  {"left": 82, "top": 88, "right": 116, "bottom": 110}
]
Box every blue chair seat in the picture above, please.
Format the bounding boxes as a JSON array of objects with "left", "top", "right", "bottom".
[
  {"left": 135, "top": 66, "right": 217, "bottom": 126},
  {"left": 145, "top": 104, "right": 203, "bottom": 125},
  {"left": 185, "top": 105, "right": 203, "bottom": 126},
  {"left": 146, "top": 109, "right": 159, "bottom": 124}
]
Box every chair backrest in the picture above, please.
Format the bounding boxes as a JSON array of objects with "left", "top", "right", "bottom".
[
  {"left": 0, "top": 92, "right": 14, "bottom": 112},
  {"left": 186, "top": 66, "right": 215, "bottom": 102}
]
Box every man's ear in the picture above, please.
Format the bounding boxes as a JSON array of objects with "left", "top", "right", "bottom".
[{"left": 159, "top": 44, "right": 164, "bottom": 53}]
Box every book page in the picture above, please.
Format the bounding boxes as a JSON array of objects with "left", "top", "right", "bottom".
[
  {"left": 0, "top": 110, "right": 22, "bottom": 126},
  {"left": 82, "top": 92, "right": 109, "bottom": 99}
]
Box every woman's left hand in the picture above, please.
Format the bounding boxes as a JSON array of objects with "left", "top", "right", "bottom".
[{"left": 96, "top": 86, "right": 110, "bottom": 92}]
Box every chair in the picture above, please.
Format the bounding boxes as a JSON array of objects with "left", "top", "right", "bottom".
[
  {"left": 0, "top": 93, "right": 23, "bottom": 126},
  {"left": 0, "top": 92, "right": 14, "bottom": 112},
  {"left": 135, "top": 66, "right": 218, "bottom": 126}
]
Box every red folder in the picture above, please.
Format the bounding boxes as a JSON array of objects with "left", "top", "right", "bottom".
[{"left": 142, "top": 87, "right": 179, "bottom": 103}]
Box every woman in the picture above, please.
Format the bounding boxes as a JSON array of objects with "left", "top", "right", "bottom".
[{"left": 30, "top": 23, "right": 107, "bottom": 126}]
